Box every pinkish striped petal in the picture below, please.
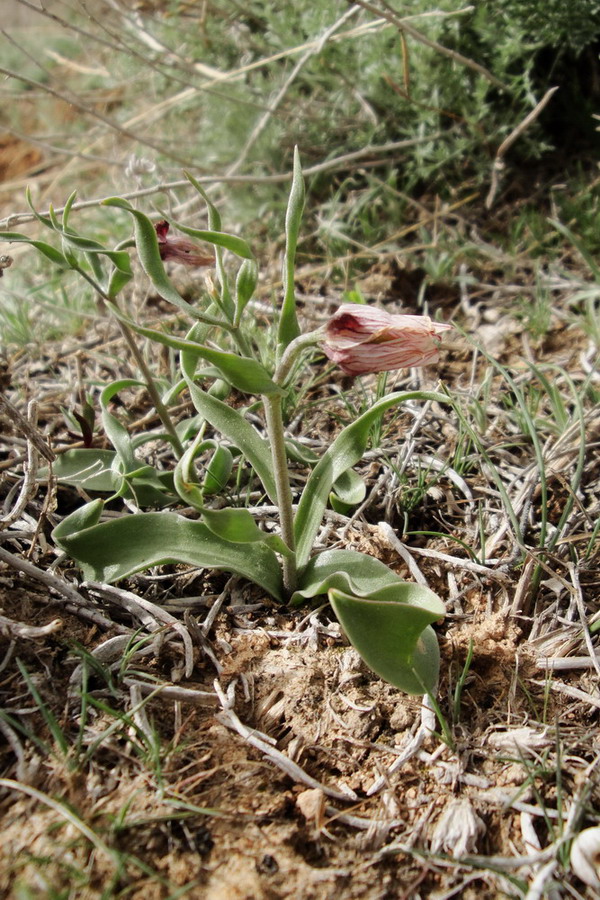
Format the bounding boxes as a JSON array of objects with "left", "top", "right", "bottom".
[{"left": 322, "top": 304, "right": 451, "bottom": 375}]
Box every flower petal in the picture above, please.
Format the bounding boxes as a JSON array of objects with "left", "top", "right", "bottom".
[{"left": 322, "top": 304, "right": 451, "bottom": 375}]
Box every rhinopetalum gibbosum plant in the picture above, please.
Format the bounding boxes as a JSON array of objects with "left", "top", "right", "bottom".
[{"left": 1, "top": 151, "right": 452, "bottom": 695}]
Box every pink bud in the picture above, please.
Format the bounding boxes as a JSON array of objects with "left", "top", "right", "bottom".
[
  {"left": 322, "top": 304, "right": 451, "bottom": 376},
  {"left": 154, "top": 220, "right": 215, "bottom": 268}
]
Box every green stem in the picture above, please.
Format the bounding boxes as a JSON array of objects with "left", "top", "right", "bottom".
[
  {"left": 76, "top": 267, "right": 184, "bottom": 457},
  {"left": 274, "top": 328, "right": 324, "bottom": 386},
  {"left": 263, "top": 394, "right": 297, "bottom": 597}
]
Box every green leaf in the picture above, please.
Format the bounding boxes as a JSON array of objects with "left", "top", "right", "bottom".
[
  {"left": 329, "top": 588, "right": 442, "bottom": 695},
  {"left": 180, "top": 349, "right": 278, "bottom": 503},
  {"left": 285, "top": 438, "right": 319, "bottom": 465},
  {"left": 116, "top": 317, "right": 282, "bottom": 395},
  {"left": 102, "top": 198, "right": 229, "bottom": 327},
  {"left": 200, "top": 507, "right": 292, "bottom": 557},
  {"left": 182, "top": 172, "right": 236, "bottom": 322},
  {"left": 203, "top": 444, "right": 234, "bottom": 495},
  {"left": 183, "top": 172, "right": 222, "bottom": 231},
  {"left": 51, "top": 449, "right": 118, "bottom": 492},
  {"left": 235, "top": 258, "right": 259, "bottom": 325},
  {"left": 292, "top": 548, "right": 443, "bottom": 694},
  {"left": 0, "top": 232, "right": 69, "bottom": 268},
  {"left": 172, "top": 222, "right": 255, "bottom": 261},
  {"left": 100, "top": 379, "right": 142, "bottom": 473},
  {"left": 278, "top": 146, "right": 304, "bottom": 350},
  {"left": 26, "top": 186, "right": 54, "bottom": 229},
  {"left": 98, "top": 380, "right": 173, "bottom": 505},
  {"left": 330, "top": 468, "right": 366, "bottom": 514},
  {"left": 52, "top": 499, "right": 104, "bottom": 544},
  {"left": 173, "top": 435, "right": 233, "bottom": 503},
  {"left": 293, "top": 548, "right": 402, "bottom": 602},
  {"left": 294, "top": 391, "right": 449, "bottom": 566},
  {"left": 53, "top": 511, "right": 284, "bottom": 600},
  {"left": 61, "top": 190, "right": 78, "bottom": 231}
]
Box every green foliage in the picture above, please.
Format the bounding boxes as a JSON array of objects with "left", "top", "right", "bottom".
[
  {"left": 6, "top": 156, "right": 448, "bottom": 696},
  {"left": 496, "top": 0, "right": 600, "bottom": 51}
]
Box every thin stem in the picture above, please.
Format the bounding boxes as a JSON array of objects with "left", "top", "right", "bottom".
[
  {"left": 118, "top": 324, "right": 184, "bottom": 456},
  {"left": 275, "top": 329, "right": 324, "bottom": 385},
  {"left": 263, "top": 394, "right": 297, "bottom": 597},
  {"left": 76, "top": 267, "right": 184, "bottom": 456}
]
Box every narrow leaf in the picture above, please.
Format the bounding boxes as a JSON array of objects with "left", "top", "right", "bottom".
[
  {"left": 0, "top": 232, "right": 69, "bottom": 268},
  {"left": 278, "top": 146, "right": 304, "bottom": 350},
  {"left": 294, "top": 391, "right": 449, "bottom": 566},
  {"left": 118, "top": 318, "right": 282, "bottom": 395},
  {"left": 172, "top": 222, "right": 255, "bottom": 261},
  {"left": 103, "top": 198, "right": 228, "bottom": 325},
  {"left": 235, "top": 258, "right": 259, "bottom": 325},
  {"left": 183, "top": 172, "right": 235, "bottom": 321},
  {"left": 180, "top": 349, "right": 278, "bottom": 503}
]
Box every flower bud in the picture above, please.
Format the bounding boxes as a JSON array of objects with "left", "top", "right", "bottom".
[
  {"left": 154, "top": 220, "right": 215, "bottom": 268},
  {"left": 321, "top": 304, "right": 451, "bottom": 376}
]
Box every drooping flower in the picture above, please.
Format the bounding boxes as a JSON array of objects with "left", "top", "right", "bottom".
[
  {"left": 154, "top": 220, "right": 215, "bottom": 267},
  {"left": 322, "top": 304, "right": 451, "bottom": 376}
]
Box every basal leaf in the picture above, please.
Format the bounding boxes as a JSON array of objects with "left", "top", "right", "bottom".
[
  {"left": 51, "top": 449, "right": 118, "bottom": 492},
  {"left": 293, "top": 548, "right": 444, "bottom": 694},
  {"left": 330, "top": 588, "right": 442, "bottom": 695},
  {"left": 53, "top": 511, "right": 284, "bottom": 601}
]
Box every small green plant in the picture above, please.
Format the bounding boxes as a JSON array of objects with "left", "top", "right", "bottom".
[{"left": 0, "top": 152, "right": 454, "bottom": 695}]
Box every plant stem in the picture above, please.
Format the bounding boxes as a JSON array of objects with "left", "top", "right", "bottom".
[
  {"left": 263, "top": 394, "right": 297, "bottom": 597},
  {"left": 76, "top": 266, "right": 184, "bottom": 456},
  {"left": 275, "top": 329, "right": 323, "bottom": 386},
  {"left": 118, "top": 322, "right": 184, "bottom": 456}
]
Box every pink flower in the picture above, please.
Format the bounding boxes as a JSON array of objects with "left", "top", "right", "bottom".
[
  {"left": 322, "top": 304, "right": 451, "bottom": 376},
  {"left": 154, "top": 220, "right": 214, "bottom": 267}
]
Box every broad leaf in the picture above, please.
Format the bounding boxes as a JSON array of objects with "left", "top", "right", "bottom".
[
  {"left": 200, "top": 507, "right": 292, "bottom": 557},
  {"left": 293, "top": 548, "right": 402, "bottom": 602},
  {"left": 330, "top": 468, "right": 366, "bottom": 514},
  {"left": 330, "top": 588, "right": 442, "bottom": 695},
  {"left": 202, "top": 444, "right": 234, "bottom": 495},
  {"left": 293, "top": 548, "right": 444, "bottom": 694},
  {"left": 52, "top": 499, "right": 104, "bottom": 544},
  {"left": 51, "top": 449, "right": 118, "bottom": 492},
  {"left": 53, "top": 511, "right": 284, "bottom": 601}
]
